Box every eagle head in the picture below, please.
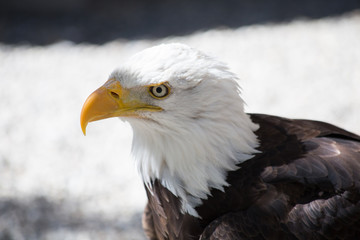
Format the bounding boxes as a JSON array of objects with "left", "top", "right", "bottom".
[{"left": 80, "top": 43, "right": 259, "bottom": 217}]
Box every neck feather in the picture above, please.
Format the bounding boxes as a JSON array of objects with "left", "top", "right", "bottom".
[{"left": 130, "top": 111, "right": 259, "bottom": 217}]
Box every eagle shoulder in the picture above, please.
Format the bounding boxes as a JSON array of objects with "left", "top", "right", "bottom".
[{"left": 200, "top": 114, "right": 360, "bottom": 239}]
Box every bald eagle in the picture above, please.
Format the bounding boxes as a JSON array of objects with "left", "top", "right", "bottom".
[{"left": 80, "top": 43, "right": 360, "bottom": 240}]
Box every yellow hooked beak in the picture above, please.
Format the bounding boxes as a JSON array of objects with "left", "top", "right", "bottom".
[{"left": 80, "top": 78, "right": 162, "bottom": 135}]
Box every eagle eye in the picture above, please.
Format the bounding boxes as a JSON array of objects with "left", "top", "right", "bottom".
[{"left": 149, "top": 83, "right": 170, "bottom": 99}]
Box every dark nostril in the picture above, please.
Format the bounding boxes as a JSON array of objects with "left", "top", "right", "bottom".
[{"left": 110, "top": 91, "right": 120, "bottom": 99}]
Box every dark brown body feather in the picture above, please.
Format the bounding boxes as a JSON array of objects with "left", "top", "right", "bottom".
[{"left": 142, "top": 114, "right": 360, "bottom": 240}]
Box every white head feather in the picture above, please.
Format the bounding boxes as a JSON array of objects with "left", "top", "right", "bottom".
[{"left": 110, "top": 43, "right": 259, "bottom": 217}]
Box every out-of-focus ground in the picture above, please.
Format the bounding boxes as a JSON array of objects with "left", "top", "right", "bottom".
[{"left": 1, "top": 1, "right": 360, "bottom": 239}]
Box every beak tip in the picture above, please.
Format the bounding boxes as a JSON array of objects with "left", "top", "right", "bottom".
[{"left": 81, "top": 121, "right": 87, "bottom": 136}]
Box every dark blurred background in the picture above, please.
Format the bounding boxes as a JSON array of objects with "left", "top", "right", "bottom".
[{"left": 1, "top": 0, "right": 360, "bottom": 45}]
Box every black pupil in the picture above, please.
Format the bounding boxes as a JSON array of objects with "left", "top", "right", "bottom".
[{"left": 156, "top": 87, "right": 163, "bottom": 94}]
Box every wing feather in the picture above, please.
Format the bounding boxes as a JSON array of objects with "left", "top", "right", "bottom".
[{"left": 201, "top": 115, "right": 360, "bottom": 239}]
